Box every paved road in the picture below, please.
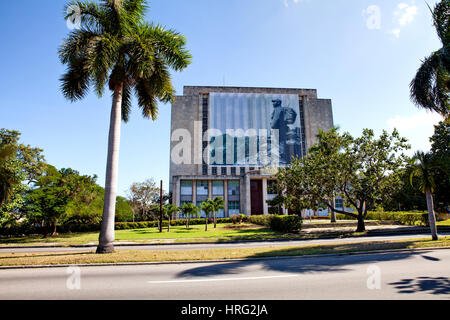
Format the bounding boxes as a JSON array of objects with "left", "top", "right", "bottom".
[
  {"left": 0, "top": 249, "right": 449, "bottom": 299},
  {"left": 0, "top": 232, "right": 448, "bottom": 253}
]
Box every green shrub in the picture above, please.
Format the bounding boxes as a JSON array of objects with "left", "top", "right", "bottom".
[
  {"left": 0, "top": 218, "right": 236, "bottom": 236},
  {"left": 248, "top": 215, "right": 272, "bottom": 226},
  {"left": 336, "top": 211, "right": 429, "bottom": 226},
  {"left": 248, "top": 215, "right": 302, "bottom": 233},
  {"left": 269, "top": 215, "right": 302, "bottom": 233}
]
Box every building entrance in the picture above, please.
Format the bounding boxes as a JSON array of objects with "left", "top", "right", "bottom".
[{"left": 250, "top": 180, "right": 263, "bottom": 215}]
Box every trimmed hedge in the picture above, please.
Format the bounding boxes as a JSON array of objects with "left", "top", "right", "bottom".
[
  {"left": 336, "top": 211, "right": 429, "bottom": 226},
  {"left": 0, "top": 218, "right": 236, "bottom": 236},
  {"left": 270, "top": 215, "right": 302, "bottom": 233},
  {"left": 1, "top": 214, "right": 305, "bottom": 236},
  {"left": 248, "top": 215, "right": 271, "bottom": 227},
  {"left": 248, "top": 215, "right": 302, "bottom": 233}
]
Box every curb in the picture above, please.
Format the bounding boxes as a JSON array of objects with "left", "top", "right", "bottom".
[
  {"left": 1, "top": 227, "right": 449, "bottom": 250},
  {"left": 0, "top": 246, "right": 449, "bottom": 270}
]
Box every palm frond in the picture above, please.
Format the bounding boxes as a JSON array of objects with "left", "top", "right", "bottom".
[
  {"left": 60, "top": 0, "right": 190, "bottom": 122},
  {"left": 123, "top": 0, "right": 147, "bottom": 20},
  {"left": 64, "top": 1, "right": 109, "bottom": 33},
  {"left": 135, "top": 79, "right": 158, "bottom": 120},
  {"left": 140, "top": 23, "right": 192, "bottom": 71},
  {"left": 410, "top": 49, "right": 450, "bottom": 116},
  {"left": 409, "top": 151, "right": 437, "bottom": 193},
  {"left": 121, "top": 82, "right": 132, "bottom": 122},
  {"left": 84, "top": 34, "right": 120, "bottom": 97},
  {"left": 60, "top": 56, "right": 91, "bottom": 102},
  {"left": 430, "top": 0, "right": 450, "bottom": 45},
  {"left": 59, "top": 29, "right": 100, "bottom": 64}
]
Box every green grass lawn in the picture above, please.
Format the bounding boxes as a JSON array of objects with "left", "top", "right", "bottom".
[
  {"left": 2, "top": 219, "right": 449, "bottom": 247},
  {"left": 437, "top": 220, "right": 450, "bottom": 226},
  {"left": 0, "top": 223, "right": 286, "bottom": 246},
  {"left": 0, "top": 236, "right": 448, "bottom": 266}
]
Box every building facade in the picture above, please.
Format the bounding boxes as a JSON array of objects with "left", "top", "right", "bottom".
[{"left": 169, "top": 86, "right": 334, "bottom": 217}]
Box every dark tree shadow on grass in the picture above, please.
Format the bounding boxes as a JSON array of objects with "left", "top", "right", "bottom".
[{"left": 389, "top": 277, "right": 450, "bottom": 295}]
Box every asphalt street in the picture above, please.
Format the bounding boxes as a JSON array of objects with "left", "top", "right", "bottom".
[{"left": 0, "top": 248, "right": 449, "bottom": 299}]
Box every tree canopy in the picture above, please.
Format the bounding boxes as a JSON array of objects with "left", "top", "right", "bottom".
[{"left": 276, "top": 128, "right": 410, "bottom": 231}]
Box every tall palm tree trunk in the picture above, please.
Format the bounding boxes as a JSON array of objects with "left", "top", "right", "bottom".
[
  {"left": 97, "top": 84, "right": 123, "bottom": 254},
  {"left": 425, "top": 191, "right": 439, "bottom": 241}
]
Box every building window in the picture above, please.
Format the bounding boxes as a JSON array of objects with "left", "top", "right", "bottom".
[
  {"left": 221, "top": 167, "right": 227, "bottom": 175},
  {"left": 228, "top": 201, "right": 240, "bottom": 215},
  {"left": 228, "top": 180, "right": 240, "bottom": 196},
  {"left": 180, "top": 181, "right": 193, "bottom": 195},
  {"left": 299, "top": 99, "right": 307, "bottom": 157},
  {"left": 197, "top": 180, "right": 209, "bottom": 196},
  {"left": 335, "top": 199, "right": 344, "bottom": 208},
  {"left": 196, "top": 201, "right": 206, "bottom": 217},
  {"left": 202, "top": 164, "right": 208, "bottom": 176},
  {"left": 212, "top": 181, "right": 224, "bottom": 196},
  {"left": 240, "top": 167, "right": 245, "bottom": 175},
  {"left": 231, "top": 167, "right": 236, "bottom": 176},
  {"left": 202, "top": 96, "right": 209, "bottom": 169}
]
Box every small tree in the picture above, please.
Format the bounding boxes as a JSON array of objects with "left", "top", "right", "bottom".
[
  {"left": 163, "top": 204, "right": 179, "bottom": 232},
  {"left": 277, "top": 128, "right": 410, "bottom": 232},
  {"left": 180, "top": 202, "right": 199, "bottom": 228},
  {"left": 25, "top": 166, "right": 88, "bottom": 237},
  {"left": 200, "top": 200, "right": 214, "bottom": 231},
  {"left": 409, "top": 152, "right": 439, "bottom": 240},
  {"left": 0, "top": 144, "right": 18, "bottom": 207},
  {"left": 211, "top": 197, "right": 225, "bottom": 228},
  {"left": 127, "top": 179, "right": 160, "bottom": 221}
]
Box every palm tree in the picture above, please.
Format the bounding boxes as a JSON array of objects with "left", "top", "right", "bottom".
[
  {"left": 163, "top": 203, "right": 178, "bottom": 232},
  {"left": 0, "top": 144, "right": 18, "bottom": 206},
  {"left": 180, "top": 202, "right": 198, "bottom": 228},
  {"left": 59, "top": 0, "right": 191, "bottom": 253},
  {"left": 211, "top": 197, "right": 225, "bottom": 228},
  {"left": 410, "top": 0, "right": 449, "bottom": 118},
  {"left": 200, "top": 200, "right": 214, "bottom": 231},
  {"left": 409, "top": 151, "right": 439, "bottom": 240}
]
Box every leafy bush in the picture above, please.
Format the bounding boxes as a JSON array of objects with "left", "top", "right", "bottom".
[
  {"left": 336, "top": 211, "right": 429, "bottom": 226},
  {"left": 0, "top": 218, "right": 236, "bottom": 236},
  {"left": 248, "top": 215, "right": 302, "bottom": 233},
  {"left": 248, "top": 215, "right": 272, "bottom": 226},
  {"left": 269, "top": 215, "right": 302, "bottom": 233}
]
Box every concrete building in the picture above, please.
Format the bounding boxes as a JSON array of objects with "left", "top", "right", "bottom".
[{"left": 169, "top": 86, "right": 334, "bottom": 217}]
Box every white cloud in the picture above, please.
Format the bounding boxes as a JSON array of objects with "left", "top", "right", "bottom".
[
  {"left": 395, "top": 3, "right": 418, "bottom": 25},
  {"left": 389, "top": 2, "right": 418, "bottom": 38},
  {"left": 389, "top": 28, "right": 401, "bottom": 38},
  {"left": 387, "top": 110, "right": 443, "bottom": 152},
  {"left": 283, "top": 0, "right": 302, "bottom": 7}
]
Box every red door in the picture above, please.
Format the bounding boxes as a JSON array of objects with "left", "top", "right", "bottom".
[{"left": 250, "top": 180, "right": 263, "bottom": 215}]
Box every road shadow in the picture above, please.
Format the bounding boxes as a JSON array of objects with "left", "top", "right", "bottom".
[
  {"left": 389, "top": 277, "right": 450, "bottom": 295},
  {"left": 176, "top": 245, "right": 431, "bottom": 278}
]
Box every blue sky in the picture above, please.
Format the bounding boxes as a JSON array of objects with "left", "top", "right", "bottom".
[{"left": 0, "top": 0, "right": 444, "bottom": 196}]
